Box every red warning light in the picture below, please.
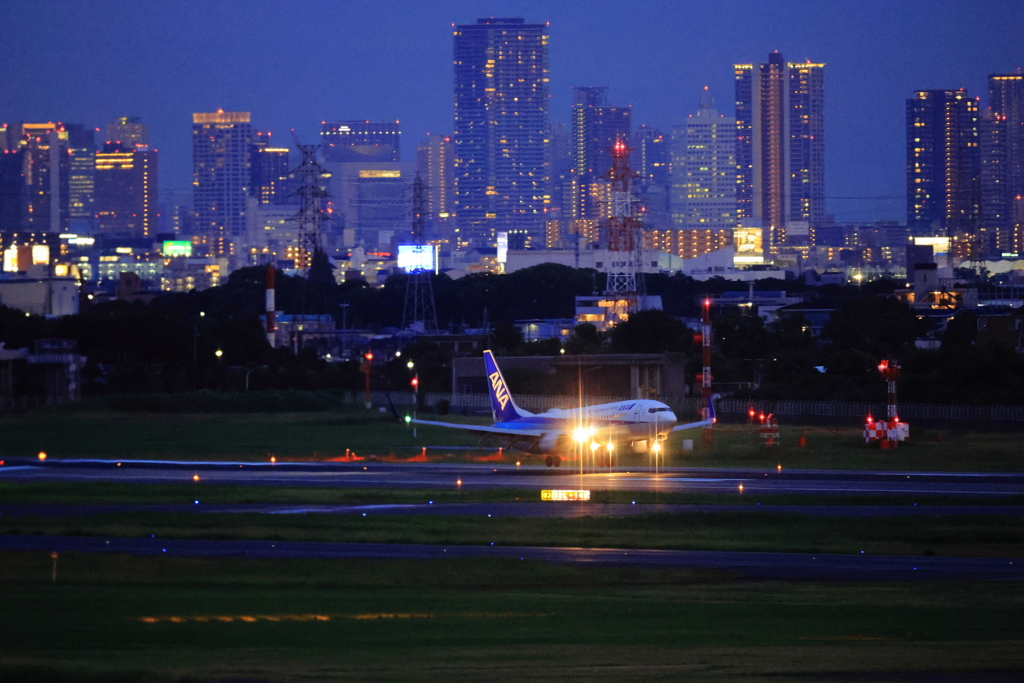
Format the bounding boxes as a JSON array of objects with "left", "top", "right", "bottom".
[
  {"left": 365, "top": 352, "right": 373, "bottom": 361},
  {"left": 410, "top": 377, "right": 419, "bottom": 388}
]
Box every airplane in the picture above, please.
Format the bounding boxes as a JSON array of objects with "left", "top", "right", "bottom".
[{"left": 406, "top": 350, "right": 715, "bottom": 467}]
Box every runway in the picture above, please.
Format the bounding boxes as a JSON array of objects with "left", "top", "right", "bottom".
[
  {"left": 2, "top": 534, "right": 1021, "bottom": 581},
  {"left": 3, "top": 501, "right": 1024, "bottom": 519},
  {"left": 3, "top": 457, "right": 1024, "bottom": 497},
  {"left": 5, "top": 458, "right": 1022, "bottom": 581}
]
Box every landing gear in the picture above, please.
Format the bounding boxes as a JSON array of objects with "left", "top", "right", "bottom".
[{"left": 544, "top": 455, "right": 563, "bottom": 468}]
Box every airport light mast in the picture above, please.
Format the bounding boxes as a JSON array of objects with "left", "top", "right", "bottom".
[{"left": 701, "top": 297, "right": 713, "bottom": 446}]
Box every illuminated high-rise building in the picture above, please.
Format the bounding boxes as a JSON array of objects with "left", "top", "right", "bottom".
[
  {"left": 632, "top": 124, "right": 671, "bottom": 186},
  {"left": 906, "top": 89, "right": 980, "bottom": 259},
  {"left": 570, "top": 87, "right": 631, "bottom": 222},
  {"left": 671, "top": 88, "right": 737, "bottom": 232},
  {"left": 453, "top": 17, "right": 550, "bottom": 247},
  {"left": 734, "top": 52, "right": 825, "bottom": 252},
  {"left": 0, "top": 122, "right": 72, "bottom": 233},
  {"left": 980, "top": 73, "right": 1024, "bottom": 256},
  {"left": 106, "top": 116, "right": 149, "bottom": 148},
  {"left": 192, "top": 110, "right": 252, "bottom": 259},
  {"left": 94, "top": 142, "right": 158, "bottom": 238},
  {"left": 65, "top": 124, "right": 97, "bottom": 234},
  {"left": 322, "top": 121, "right": 401, "bottom": 163},
  {"left": 416, "top": 132, "right": 455, "bottom": 224},
  {"left": 250, "top": 130, "right": 290, "bottom": 205}
]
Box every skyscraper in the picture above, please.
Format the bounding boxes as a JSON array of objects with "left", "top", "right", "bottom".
[
  {"left": 416, "top": 132, "right": 455, "bottom": 225},
  {"left": 671, "top": 88, "right": 737, "bottom": 232},
  {"left": 0, "top": 122, "right": 72, "bottom": 233},
  {"left": 570, "top": 87, "right": 631, "bottom": 222},
  {"left": 980, "top": 73, "right": 1024, "bottom": 256},
  {"left": 734, "top": 52, "right": 825, "bottom": 252},
  {"left": 322, "top": 121, "right": 401, "bottom": 164},
  {"left": 453, "top": 17, "right": 550, "bottom": 248},
  {"left": 94, "top": 142, "right": 158, "bottom": 238},
  {"left": 106, "top": 116, "right": 149, "bottom": 148},
  {"left": 250, "top": 130, "right": 291, "bottom": 205},
  {"left": 192, "top": 110, "right": 252, "bottom": 259},
  {"left": 906, "top": 89, "right": 980, "bottom": 258},
  {"left": 66, "top": 124, "right": 96, "bottom": 234}
]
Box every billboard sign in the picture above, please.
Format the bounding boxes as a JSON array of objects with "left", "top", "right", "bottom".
[{"left": 397, "top": 244, "right": 437, "bottom": 273}]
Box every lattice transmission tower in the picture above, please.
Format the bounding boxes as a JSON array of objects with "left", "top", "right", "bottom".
[
  {"left": 401, "top": 174, "right": 438, "bottom": 333},
  {"left": 601, "top": 137, "right": 646, "bottom": 325},
  {"left": 291, "top": 137, "right": 328, "bottom": 272}
]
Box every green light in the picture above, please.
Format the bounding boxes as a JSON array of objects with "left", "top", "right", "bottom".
[{"left": 404, "top": 415, "right": 411, "bottom": 423}]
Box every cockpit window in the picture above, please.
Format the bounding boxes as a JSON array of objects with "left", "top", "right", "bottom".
[{"left": 648, "top": 407, "right": 672, "bottom": 413}]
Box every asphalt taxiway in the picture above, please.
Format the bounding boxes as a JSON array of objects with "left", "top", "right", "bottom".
[{"left": 3, "top": 458, "right": 1024, "bottom": 497}]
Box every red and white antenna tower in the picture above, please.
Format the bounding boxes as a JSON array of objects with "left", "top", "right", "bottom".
[
  {"left": 878, "top": 360, "right": 900, "bottom": 424},
  {"left": 601, "top": 137, "right": 644, "bottom": 324},
  {"left": 265, "top": 264, "right": 276, "bottom": 347}
]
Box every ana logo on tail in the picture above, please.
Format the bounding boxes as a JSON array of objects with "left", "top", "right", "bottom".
[{"left": 489, "top": 371, "right": 510, "bottom": 410}]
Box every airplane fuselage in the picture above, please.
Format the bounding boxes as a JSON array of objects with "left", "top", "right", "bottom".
[{"left": 494, "top": 399, "right": 679, "bottom": 455}]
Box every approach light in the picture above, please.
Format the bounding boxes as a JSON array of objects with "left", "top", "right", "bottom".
[
  {"left": 215, "top": 349, "right": 223, "bottom": 358},
  {"left": 406, "top": 360, "right": 414, "bottom": 369},
  {"left": 37, "top": 451, "right": 47, "bottom": 461},
  {"left": 365, "top": 351, "right": 374, "bottom": 361}
]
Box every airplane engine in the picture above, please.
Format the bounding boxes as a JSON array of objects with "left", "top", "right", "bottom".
[
  {"left": 631, "top": 440, "right": 649, "bottom": 454},
  {"left": 535, "top": 432, "right": 572, "bottom": 455}
]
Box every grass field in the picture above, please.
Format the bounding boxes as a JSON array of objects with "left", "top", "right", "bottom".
[
  {"left": 2, "top": 405, "right": 1023, "bottom": 472},
  {"left": 4, "top": 509, "right": 1022, "bottom": 558},
  {"left": 2, "top": 552, "right": 1023, "bottom": 682},
  {"left": 5, "top": 481, "right": 1023, "bottom": 507},
  {"left": 3, "top": 402, "right": 1023, "bottom": 681}
]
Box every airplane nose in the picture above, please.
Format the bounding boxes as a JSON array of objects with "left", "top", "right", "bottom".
[{"left": 665, "top": 411, "right": 678, "bottom": 424}]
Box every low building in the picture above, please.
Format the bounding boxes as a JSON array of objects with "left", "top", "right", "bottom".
[{"left": 0, "top": 276, "right": 79, "bottom": 316}]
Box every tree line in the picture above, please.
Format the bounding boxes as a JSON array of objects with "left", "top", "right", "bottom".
[{"left": 0, "top": 263, "right": 1021, "bottom": 404}]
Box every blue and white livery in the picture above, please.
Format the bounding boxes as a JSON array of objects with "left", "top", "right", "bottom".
[{"left": 411, "top": 350, "right": 715, "bottom": 467}]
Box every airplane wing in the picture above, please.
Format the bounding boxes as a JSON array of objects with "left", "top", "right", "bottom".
[
  {"left": 670, "top": 418, "right": 714, "bottom": 432},
  {"left": 409, "top": 417, "right": 546, "bottom": 438},
  {"left": 670, "top": 395, "right": 717, "bottom": 432}
]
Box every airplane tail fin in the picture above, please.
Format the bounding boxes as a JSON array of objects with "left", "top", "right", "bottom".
[{"left": 482, "top": 350, "right": 530, "bottom": 423}]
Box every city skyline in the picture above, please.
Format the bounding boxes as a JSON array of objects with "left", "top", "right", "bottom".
[{"left": 2, "top": 0, "right": 1022, "bottom": 226}]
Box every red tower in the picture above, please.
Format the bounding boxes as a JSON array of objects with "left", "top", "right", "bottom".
[{"left": 601, "top": 137, "right": 644, "bottom": 325}]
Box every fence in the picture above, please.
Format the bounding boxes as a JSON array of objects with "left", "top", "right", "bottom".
[{"left": 368, "top": 391, "right": 1024, "bottom": 429}]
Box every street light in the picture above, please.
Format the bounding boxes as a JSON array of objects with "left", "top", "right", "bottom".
[
  {"left": 407, "top": 360, "right": 419, "bottom": 436},
  {"left": 363, "top": 351, "right": 373, "bottom": 409},
  {"left": 245, "top": 365, "right": 267, "bottom": 391}
]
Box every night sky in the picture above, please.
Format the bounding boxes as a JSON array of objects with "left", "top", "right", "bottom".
[{"left": 2, "top": 0, "right": 1022, "bottom": 223}]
